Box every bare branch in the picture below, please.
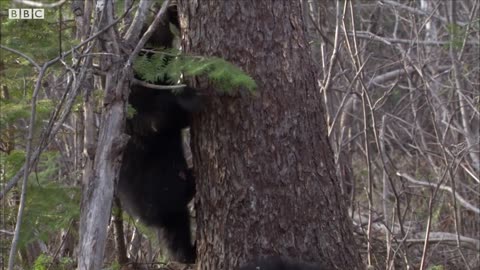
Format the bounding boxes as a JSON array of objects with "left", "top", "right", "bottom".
[
  {"left": 0, "top": 45, "right": 41, "bottom": 70},
  {"left": 348, "top": 31, "right": 480, "bottom": 46},
  {"left": 382, "top": 0, "right": 468, "bottom": 26},
  {"left": 131, "top": 77, "right": 186, "bottom": 90},
  {"left": 397, "top": 172, "right": 480, "bottom": 215}
]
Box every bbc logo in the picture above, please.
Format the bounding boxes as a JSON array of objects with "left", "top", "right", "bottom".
[{"left": 8, "top": 9, "right": 45, "bottom": 19}]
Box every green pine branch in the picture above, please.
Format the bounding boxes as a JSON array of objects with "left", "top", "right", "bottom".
[{"left": 133, "top": 49, "right": 257, "bottom": 93}]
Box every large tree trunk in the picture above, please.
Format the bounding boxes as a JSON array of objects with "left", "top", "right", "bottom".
[{"left": 179, "top": 1, "right": 362, "bottom": 269}]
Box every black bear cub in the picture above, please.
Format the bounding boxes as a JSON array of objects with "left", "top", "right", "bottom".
[{"left": 117, "top": 5, "right": 197, "bottom": 264}]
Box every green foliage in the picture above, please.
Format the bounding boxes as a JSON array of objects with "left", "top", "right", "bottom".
[
  {"left": 32, "top": 254, "right": 75, "bottom": 270},
  {"left": 134, "top": 49, "right": 257, "bottom": 93},
  {"left": 1, "top": 3, "right": 77, "bottom": 63},
  {"left": 1, "top": 2, "right": 78, "bottom": 149},
  {"left": 103, "top": 261, "right": 121, "bottom": 270},
  {"left": 33, "top": 254, "right": 51, "bottom": 270},
  {"left": 427, "top": 265, "right": 444, "bottom": 270},
  {"left": 134, "top": 52, "right": 175, "bottom": 84},
  {"left": 0, "top": 99, "right": 54, "bottom": 131},
  {"left": 0, "top": 150, "right": 26, "bottom": 179},
  {"left": 1, "top": 5, "right": 76, "bottom": 199},
  {"left": 126, "top": 103, "right": 136, "bottom": 119},
  {"left": 3, "top": 147, "right": 79, "bottom": 268},
  {"left": 445, "top": 23, "right": 467, "bottom": 50},
  {"left": 9, "top": 151, "right": 81, "bottom": 248},
  {"left": 20, "top": 181, "right": 80, "bottom": 247}
]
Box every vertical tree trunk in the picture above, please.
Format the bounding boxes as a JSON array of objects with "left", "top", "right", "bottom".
[
  {"left": 179, "top": 1, "right": 362, "bottom": 269},
  {"left": 77, "top": 0, "right": 130, "bottom": 269}
]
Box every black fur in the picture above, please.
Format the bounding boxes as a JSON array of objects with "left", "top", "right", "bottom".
[
  {"left": 117, "top": 4, "right": 197, "bottom": 264},
  {"left": 142, "top": 4, "right": 179, "bottom": 50},
  {"left": 239, "top": 257, "right": 328, "bottom": 270}
]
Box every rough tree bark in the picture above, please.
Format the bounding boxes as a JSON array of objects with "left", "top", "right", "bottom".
[
  {"left": 77, "top": 0, "right": 130, "bottom": 269},
  {"left": 179, "top": 1, "right": 362, "bottom": 269},
  {"left": 77, "top": 1, "right": 173, "bottom": 268}
]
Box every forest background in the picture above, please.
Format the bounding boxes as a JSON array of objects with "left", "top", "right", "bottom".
[{"left": 0, "top": 0, "right": 479, "bottom": 270}]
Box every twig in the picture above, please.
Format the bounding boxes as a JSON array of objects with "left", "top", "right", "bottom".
[
  {"left": 397, "top": 173, "right": 480, "bottom": 215},
  {"left": 7, "top": 61, "right": 48, "bottom": 270}
]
